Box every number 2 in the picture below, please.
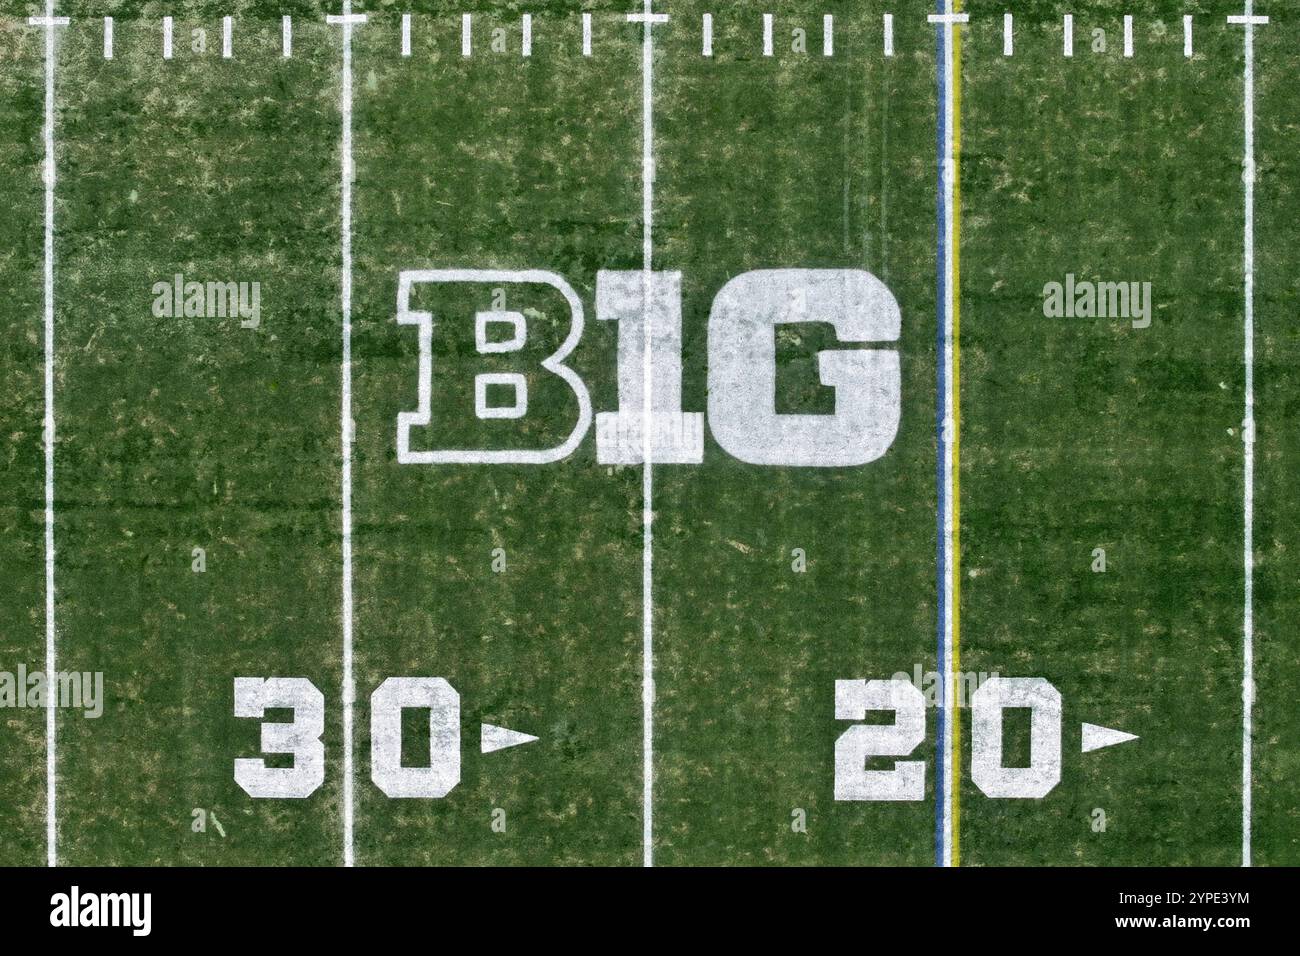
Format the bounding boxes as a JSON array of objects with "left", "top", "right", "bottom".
[{"left": 833, "top": 678, "right": 926, "bottom": 801}]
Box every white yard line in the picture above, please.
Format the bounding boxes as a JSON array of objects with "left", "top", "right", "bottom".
[
  {"left": 628, "top": 0, "right": 666, "bottom": 868},
  {"left": 327, "top": 1, "right": 367, "bottom": 869},
  {"left": 29, "top": 1, "right": 67, "bottom": 870},
  {"left": 928, "top": 2, "right": 967, "bottom": 870},
  {"left": 43, "top": 9, "right": 57, "bottom": 869},
  {"left": 1228, "top": 3, "right": 1265, "bottom": 869},
  {"left": 941, "top": 12, "right": 955, "bottom": 870}
]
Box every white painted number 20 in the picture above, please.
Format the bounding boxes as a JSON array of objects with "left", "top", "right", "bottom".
[{"left": 833, "top": 676, "right": 1064, "bottom": 801}]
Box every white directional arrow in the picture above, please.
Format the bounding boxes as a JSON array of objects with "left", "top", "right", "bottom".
[
  {"left": 1081, "top": 723, "right": 1139, "bottom": 753},
  {"left": 480, "top": 724, "right": 539, "bottom": 754}
]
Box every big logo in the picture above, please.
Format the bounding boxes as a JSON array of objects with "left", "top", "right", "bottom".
[{"left": 396, "top": 268, "right": 901, "bottom": 467}]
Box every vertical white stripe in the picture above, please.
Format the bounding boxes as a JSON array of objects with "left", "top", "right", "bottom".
[
  {"left": 222, "top": 15, "right": 232, "bottom": 59},
  {"left": 938, "top": 0, "right": 957, "bottom": 869},
  {"left": 702, "top": 13, "right": 713, "bottom": 57},
  {"left": 164, "top": 16, "right": 173, "bottom": 59},
  {"left": 1063, "top": 14, "right": 1073, "bottom": 57},
  {"left": 884, "top": 14, "right": 894, "bottom": 57},
  {"left": 103, "top": 16, "right": 113, "bottom": 59},
  {"left": 1239, "top": 0, "right": 1256, "bottom": 870},
  {"left": 1003, "top": 13, "right": 1013, "bottom": 56},
  {"left": 401, "top": 13, "right": 411, "bottom": 57},
  {"left": 337, "top": 0, "right": 359, "bottom": 870},
  {"left": 763, "top": 13, "right": 773, "bottom": 57},
  {"left": 522, "top": 14, "right": 532, "bottom": 57},
  {"left": 462, "top": 13, "right": 472, "bottom": 57},
  {"left": 583, "top": 12, "right": 592, "bottom": 56},
  {"left": 283, "top": 15, "right": 292, "bottom": 58},
  {"left": 634, "top": 0, "right": 658, "bottom": 870},
  {"left": 1184, "top": 15, "right": 1193, "bottom": 57},
  {"left": 1123, "top": 15, "right": 1133, "bottom": 58},
  {"left": 823, "top": 14, "right": 832, "bottom": 57},
  {"left": 40, "top": 0, "right": 59, "bottom": 870}
]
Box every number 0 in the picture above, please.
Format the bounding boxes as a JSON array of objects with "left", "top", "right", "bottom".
[
  {"left": 970, "top": 677, "right": 1062, "bottom": 799},
  {"left": 370, "top": 677, "right": 462, "bottom": 798}
]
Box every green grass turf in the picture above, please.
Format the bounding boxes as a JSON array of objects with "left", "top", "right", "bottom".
[
  {"left": 960, "top": 1, "right": 1244, "bottom": 866},
  {"left": 1251, "top": 8, "right": 1300, "bottom": 867},
  {"left": 0, "top": 11, "right": 48, "bottom": 868},
  {"left": 0, "top": 0, "right": 1294, "bottom": 865}
]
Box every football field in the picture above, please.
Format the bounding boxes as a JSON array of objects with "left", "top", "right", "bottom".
[{"left": 0, "top": 0, "right": 1296, "bottom": 867}]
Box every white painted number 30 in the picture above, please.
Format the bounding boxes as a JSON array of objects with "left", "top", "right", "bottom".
[
  {"left": 833, "top": 677, "right": 1064, "bottom": 801},
  {"left": 235, "top": 676, "right": 463, "bottom": 799}
]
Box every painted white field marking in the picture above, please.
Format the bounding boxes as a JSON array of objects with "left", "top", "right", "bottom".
[
  {"left": 28, "top": 3, "right": 67, "bottom": 869},
  {"left": 1081, "top": 723, "right": 1138, "bottom": 753},
  {"left": 396, "top": 270, "right": 590, "bottom": 464},
  {"left": 702, "top": 13, "right": 713, "bottom": 57},
  {"left": 583, "top": 12, "right": 592, "bottom": 56},
  {"left": 283, "top": 15, "right": 292, "bottom": 57},
  {"left": 1063, "top": 14, "right": 1073, "bottom": 57},
  {"left": 941, "top": 0, "right": 957, "bottom": 869},
  {"left": 462, "top": 13, "right": 472, "bottom": 56},
  {"left": 823, "top": 14, "right": 832, "bottom": 56},
  {"left": 1184, "top": 15, "right": 1193, "bottom": 57},
  {"left": 932, "top": 0, "right": 964, "bottom": 869},
  {"left": 480, "top": 724, "right": 539, "bottom": 754},
  {"left": 522, "top": 14, "right": 532, "bottom": 57},
  {"left": 164, "top": 16, "right": 173, "bottom": 59},
  {"left": 1228, "top": 2, "right": 1266, "bottom": 870},
  {"left": 1123, "top": 15, "right": 1132, "bottom": 58},
  {"left": 401, "top": 13, "right": 411, "bottom": 56},
  {"left": 884, "top": 13, "right": 894, "bottom": 57},
  {"left": 222, "top": 15, "right": 232, "bottom": 59},
  {"left": 326, "top": 2, "right": 367, "bottom": 869},
  {"left": 763, "top": 13, "right": 773, "bottom": 57},
  {"left": 103, "top": 16, "right": 112, "bottom": 59},
  {"left": 709, "top": 271, "right": 900, "bottom": 466},
  {"left": 627, "top": 0, "right": 668, "bottom": 869},
  {"left": 1003, "top": 13, "right": 1012, "bottom": 56}
]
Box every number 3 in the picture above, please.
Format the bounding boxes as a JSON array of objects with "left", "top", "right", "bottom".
[{"left": 233, "top": 677, "right": 326, "bottom": 798}]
